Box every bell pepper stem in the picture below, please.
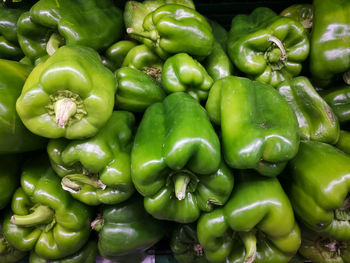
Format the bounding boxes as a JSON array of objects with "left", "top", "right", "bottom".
[
  {"left": 173, "top": 174, "right": 191, "bottom": 200},
  {"left": 239, "top": 231, "right": 257, "bottom": 263},
  {"left": 91, "top": 215, "right": 103, "bottom": 232},
  {"left": 11, "top": 205, "right": 54, "bottom": 227},
  {"left": 334, "top": 197, "right": 350, "bottom": 220},
  {"left": 126, "top": 28, "right": 158, "bottom": 41},
  {"left": 61, "top": 174, "right": 106, "bottom": 194},
  {"left": 46, "top": 33, "right": 65, "bottom": 56},
  {"left": 343, "top": 71, "right": 350, "bottom": 85},
  {"left": 267, "top": 36, "right": 287, "bottom": 61},
  {"left": 54, "top": 98, "right": 77, "bottom": 128}
]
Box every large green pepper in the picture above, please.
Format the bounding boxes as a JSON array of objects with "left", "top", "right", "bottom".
[
  {"left": 170, "top": 224, "right": 209, "bottom": 263},
  {"left": 127, "top": 4, "right": 214, "bottom": 59},
  {"left": 285, "top": 140, "right": 350, "bottom": 240},
  {"left": 16, "top": 45, "right": 116, "bottom": 139},
  {"left": 0, "top": 155, "right": 21, "bottom": 210},
  {"left": 29, "top": 239, "right": 97, "bottom": 263},
  {"left": 277, "top": 76, "right": 339, "bottom": 144},
  {"left": 162, "top": 53, "right": 213, "bottom": 101},
  {"left": 206, "top": 76, "right": 300, "bottom": 177},
  {"left": 131, "top": 92, "right": 233, "bottom": 223},
  {"left": 321, "top": 85, "right": 350, "bottom": 124},
  {"left": 0, "top": 59, "right": 46, "bottom": 154},
  {"left": 0, "top": 6, "right": 24, "bottom": 60},
  {"left": 309, "top": 0, "right": 350, "bottom": 86},
  {"left": 227, "top": 7, "right": 310, "bottom": 87},
  {"left": 93, "top": 195, "right": 166, "bottom": 262},
  {"left": 115, "top": 67, "right": 165, "bottom": 112},
  {"left": 103, "top": 40, "right": 138, "bottom": 71},
  {"left": 47, "top": 111, "right": 135, "bottom": 206},
  {"left": 3, "top": 154, "right": 92, "bottom": 260},
  {"left": 280, "top": 4, "right": 313, "bottom": 34},
  {"left": 197, "top": 172, "right": 301, "bottom": 263},
  {"left": 0, "top": 222, "right": 27, "bottom": 263},
  {"left": 17, "top": 0, "right": 124, "bottom": 62}
]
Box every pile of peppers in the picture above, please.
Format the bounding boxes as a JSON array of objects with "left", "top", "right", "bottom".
[{"left": 1, "top": 0, "right": 350, "bottom": 262}]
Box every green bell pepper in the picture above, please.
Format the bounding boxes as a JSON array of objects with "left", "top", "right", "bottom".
[
  {"left": 17, "top": 0, "right": 124, "bottom": 62},
  {"left": 0, "top": 59, "right": 46, "bottom": 154},
  {"left": 206, "top": 76, "right": 300, "bottom": 177},
  {"left": 47, "top": 111, "right": 135, "bottom": 206},
  {"left": 321, "top": 85, "right": 350, "bottom": 123},
  {"left": 285, "top": 140, "right": 350, "bottom": 240},
  {"left": 207, "top": 19, "right": 228, "bottom": 51},
  {"left": 227, "top": 7, "right": 310, "bottom": 87},
  {"left": 197, "top": 172, "right": 301, "bottom": 263},
  {"left": 124, "top": 0, "right": 195, "bottom": 44},
  {"left": 115, "top": 67, "right": 165, "bottom": 112},
  {"left": 280, "top": 4, "right": 313, "bottom": 34},
  {"left": 162, "top": 53, "right": 213, "bottom": 101},
  {"left": 29, "top": 239, "right": 97, "bottom": 263},
  {"left": 93, "top": 195, "right": 166, "bottom": 261},
  {"left": 16, "top": 45, "right": 116, "bottom": 139},
  {"left": 103, "top": 40, "right": 138, "bottom": 71},
  {"left": 0, "top": 155, "right": 21, "bottom": 210},
  {"left": 310, "top": 0, "right": 350, "bottom": 86},
  {"left": 131, "top": 92, "right": 233, "bottom": 223},
  {"left": 336, "top": 130, "right": 350, "bottom": 154},
  {"left": 122, "top": 44, "right": 163, "bottom": 80},
  {"left": 170, "top": 224, "right": 209, "bottom": 263},
  {"left": 277, "top": 76, "right": 339, "bottom": 144},
  {"left": 0, "top": 6, "right": 24, "bottom": 60},
  {"left": 298, "top": 227, "right": 350, "bottom": 263},
  {"left": 127, "top": 4, "right": 214, "bottom": 59},
  {"left": 3, "top": 154, "right": 92, "bottom": 260}
]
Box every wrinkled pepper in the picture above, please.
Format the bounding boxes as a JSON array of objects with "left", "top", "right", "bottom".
[
  {"left": 3, "top": 154, "right": 92, "bottom": 260},
  {"left": 0, "top": 59, "right": 46, "bottom": 154},
  {"left": 115, "top": 67, "right": 165, "bottom": 112},
  {"left": 197, "top": 172, "right": 301, "bottom": 263},
  {"left": 162, "top": 53, "right": 213, "bottom": 101},
  {"left": 285, "top": 140, "right": 350, "bottom": 240},
  {"left": 29, "top": 239, "right": 97, "bottom": 263},
  {"left": 93, "top": 195, "right": 166, "bottom": 262},
  {"left": 0, "top": 6, "right": 24, "bottom": 60},
  {"left": 321, "top": 85, "right": 350, "bottom": 124},
  {"left": 170, "top": 224, "right": 209, "bottom": 263},
  {"left": 277, "top": 76, "right": 339, "bottom": 144},
  {"left": 206, "top": 76, "right": 300, "bottom": 177},
  {"left": 309, "top": 0, "right": 350, "bottom": 86},
  {"left": 280, "top": 4, "right": 313, "bottom": 34},
  {"left": 17, "top": 0, "right": 124, "bottom": 62},
  {"left": 103, "top": 40, "right": 138, "bottom": 71},
  {"left": 127, "top": 4, "right": 214, "bottom": 59},
  {"left": 227, "top": 7, "right": 310, "bottom": 87},
  {"left": 47, "top": 111, "right": 135, "bottom": 206},
  {"left": 16, "top": 45, "right": 116, "bottom": 139},
  {"left": 131, "top": 92, "right": 233, "bottom": 223}
]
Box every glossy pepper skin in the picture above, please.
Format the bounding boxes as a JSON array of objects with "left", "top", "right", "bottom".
[
  {"left": 0, "top": 227, "right": 27, "bottom": 263},
  {"left": 310, "top": 0, "right": 350, "bottom": 86},
  {"left": 162, "top": 53, "right": 213, "bottom": 101},
  {"left": 29, "top": 239, "right": 97, "bottom": 263},
  {"left": 321, "top": 85, "right": 350, "bottom": 123},
  {"left": 131, "top": 92, "right": 233, "bottom": 223},
  {"left": 277, "top": 76, "right": 339, "bottom": 144},
  {"left": 0, "top": 6, "right": 24, "bottom": 60},
  {"left": 206, "top": 76, "right": 300, "bottom": 177},
  {"left": 197, "top": 172, "right": 301, "bottom": 263},
  {"left": 128, "top": 4, "right": 214, "bottom": 59},
  {"left": 93, "top": 195, "right": 166, "bottom": 262},
  {"left": 280, "top": 4, "right": 313, "bottom": 34},
  {"left": 115, "top": 67, "right": 165, "bottom": 112},
  {"left": 285, "top": 140, "right": 350, "bottom": 240},
  {"left": 17, "top": 0, "right": 124, "bottom": 62},
  {"left": 170, "top": 224, "right": 209, "bottom": 263},
  {"left": 227, "top": 7, "right": 310, "bottom": 87},
  {"left": 47, "top": 111, "right": 135, "bottom": 206},
  {"left": 0, "top": 155, "right": 21, "bottom": 210},
  {"left": 0, "top": 59, "right": 46, "bottom": 154},
  {"left": 3, "top": 155, "right": 92, "bottom": 260},
  {"left": 16, "top": 45, "right": 116, "bottom": 139},
  {"left": 103, "top": 40, "right": 138, "bottom": 71}
]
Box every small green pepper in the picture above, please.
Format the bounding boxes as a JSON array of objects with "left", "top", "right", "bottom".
[{"left": 103, "top": 40, "right": 138, "bottom": 71}]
